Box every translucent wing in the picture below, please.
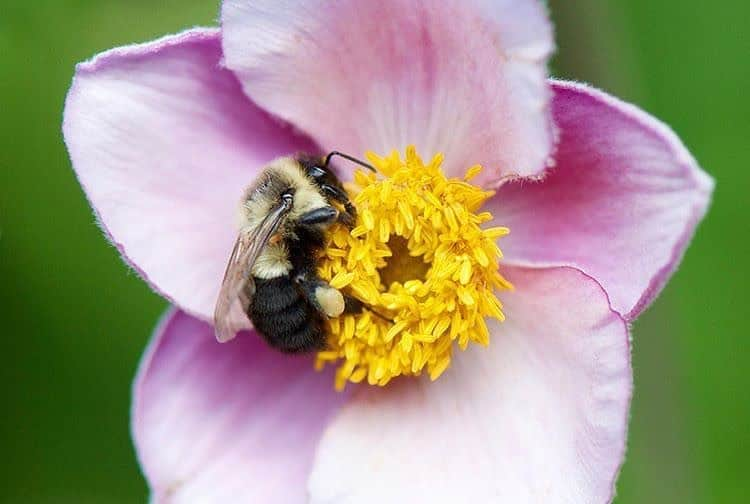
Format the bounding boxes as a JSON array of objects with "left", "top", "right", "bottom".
[{"left": 213, "top": 196, "right": 294, "bottom": 342}]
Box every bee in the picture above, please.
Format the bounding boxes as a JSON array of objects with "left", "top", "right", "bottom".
[{"left": 213, "top": 151, "right": 374, "bottom": 352}]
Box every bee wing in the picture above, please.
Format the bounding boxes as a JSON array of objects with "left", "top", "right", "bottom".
[{"left": 213, "top": 198, "right": 293, "bottom": 342}]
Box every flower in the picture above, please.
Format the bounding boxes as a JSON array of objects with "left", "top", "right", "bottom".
[
  {"left": 62, "top": 0, "right": 713, "bottom": 502},
  {"left": 317, "top": 147, "right": 512, "bottom": 390}
]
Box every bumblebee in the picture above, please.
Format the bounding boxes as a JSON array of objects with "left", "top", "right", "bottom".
[{"left": 214, "top": 152, "right": 372, "bottom": 352}]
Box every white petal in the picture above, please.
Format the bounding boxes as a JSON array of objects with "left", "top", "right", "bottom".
[
  {"left": 491, "top": 81, "right": 713, "bottom": 319},
  {"left": 308, "top": 266, "right": 631, "bottom": 503},
  {"left": 63, "top": 28, "right": 315, "bottom": 320},
  {"left": 222, "top": 0, "right": 554, "bottom": 183},
  {"left": 133, "top": 310, "right": 347, "bottom": 502}
]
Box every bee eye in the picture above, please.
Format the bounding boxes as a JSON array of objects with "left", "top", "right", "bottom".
[{"left": 309, "top": 166, "right": 326, "bottom": 178}]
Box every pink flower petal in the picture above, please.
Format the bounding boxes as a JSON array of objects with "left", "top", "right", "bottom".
[
  {"left": 63, "top": 28, "right": 315, "bottom": 321},
  {"left": 221, "top": 0, "right": 554, "bottom": 182},
  {"left": 133, "top": 310, "right": 347, "bottom": 502},
  {"left": 490, "top": 81, "right": 714, "bottom": 319},
  {"left": 308, "top": 266, "right": 631, "bottom": 503}
]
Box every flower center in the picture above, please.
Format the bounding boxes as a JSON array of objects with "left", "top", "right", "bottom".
[
  {"left": 378, "top": 236, "right": 430, "bottom": 287},
  {"left": 316, "top": 147, "right": 512, "bottom": 390}
]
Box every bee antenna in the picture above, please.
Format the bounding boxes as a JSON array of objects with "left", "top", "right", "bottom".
[{"left": 324, "top": 151, "right": 376, "bottom": 173}]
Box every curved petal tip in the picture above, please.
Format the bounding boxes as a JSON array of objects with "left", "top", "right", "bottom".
[
  {"left": 63, "top": 28, "right": 315, "bottom": 321},
  {"left": 492, "top": 80, "right": 713, "bottom": 320}
]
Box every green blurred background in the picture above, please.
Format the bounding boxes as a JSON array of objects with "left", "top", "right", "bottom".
[{"left": 0, "top": 0, "right": 747, "bottom": 502}]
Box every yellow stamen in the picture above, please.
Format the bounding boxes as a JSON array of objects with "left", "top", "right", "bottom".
[{"left": 317, "top": 146, "right": 512, "bottom": 390}]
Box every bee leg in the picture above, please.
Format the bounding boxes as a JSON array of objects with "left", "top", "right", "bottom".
[
  {"left": 321, "top": 184, "right": 357, "bottom": 228},
  {"left": 345, "top": 294, "right": 394, "bottom": 322},
  {"left": 294, "top": 274, "right": 345, "bottom": 318},
  {"left": 342, "top": 294, "right": 364, "bottom": 314},
  {"left": 337, "top": 207, "right": 355, "bottom": 227},
  {"left": 295, "top": 274, "right": 391, "bottom": 321}
]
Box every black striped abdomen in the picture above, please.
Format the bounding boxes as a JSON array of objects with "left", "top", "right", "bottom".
[{"left": 249, "top": 276, "right": 326, "bottom": 353}]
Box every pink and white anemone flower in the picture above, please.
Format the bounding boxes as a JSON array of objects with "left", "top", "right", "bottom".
[{"left": 62, "top": 0, "right": 712, "bottom": 502}]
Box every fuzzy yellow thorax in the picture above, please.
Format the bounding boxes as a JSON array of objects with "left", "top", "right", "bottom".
[{"left": 317, "top": 147, "right": 512, "bottom": 390}]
